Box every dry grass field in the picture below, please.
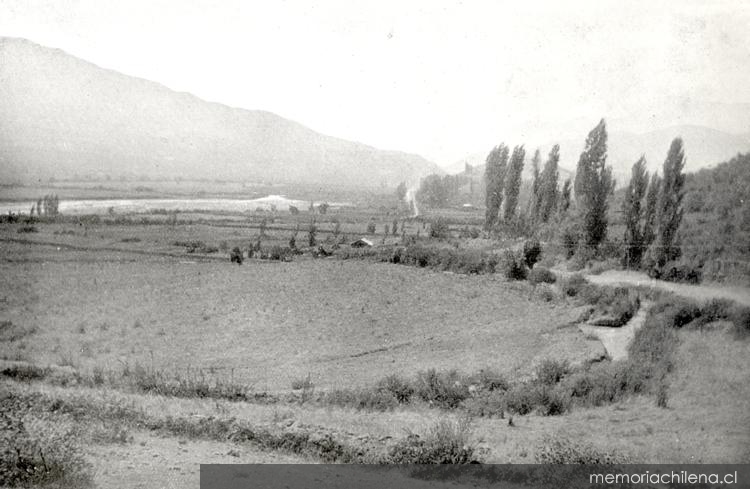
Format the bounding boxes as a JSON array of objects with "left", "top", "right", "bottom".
[
  {"left": 2, "top": 215, "right": 749, "bottom": 489},
  {"left": 0, "top": 225, "right": 593, "bottom": 390}
]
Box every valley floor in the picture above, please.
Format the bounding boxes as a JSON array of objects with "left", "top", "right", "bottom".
[{"left": 1, "top": 222, "right": 749, "bottom": 488}]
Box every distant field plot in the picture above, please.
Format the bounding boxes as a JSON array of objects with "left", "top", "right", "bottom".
[{"left": 0, "top": 233, "right": 591, "bottom": 391}]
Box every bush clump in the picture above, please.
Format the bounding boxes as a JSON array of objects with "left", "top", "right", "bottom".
[
  {"left": 502, "top": 250, "right": 528, "bottom": 280},
  {"left": 0, "top": 393, "right": 92, "bottom": 487},
  {"left": 528, "top": 266, "right": 556, "bottom": 285},
  {"left": 730, "top": 305, "right": 750, "bottom": 339},
  {"left": 414, "top": 369, "right": 470, "bottom": 409},
  {"left": 387, "top": 419, "right": 479, "bottom": 464},
  {"left": 560, "top": 273, "right": 587, "bottom": 297},
  {"left": 535, "top": 435, "right": 631, "bottom": 464},
  {"left": 17, "top": 225, "right": 38, "bottom": 233},
  {"left": 229, "top": 247, "right": 243, "bottom": 264},
  {"left": 535, "top": 359, "right": 570, "bottom": 385},
  {"left": 522, "top": 239, "right": 542, "bottom": 268}
]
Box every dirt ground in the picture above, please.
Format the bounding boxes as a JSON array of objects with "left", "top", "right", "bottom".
[{"left": 0, "top": 234, "right": 597, "bottom": 390}]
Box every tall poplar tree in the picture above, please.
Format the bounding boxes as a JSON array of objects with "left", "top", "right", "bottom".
[
  {"left": 483, "top": 144, "right": 509, "bottom": 230},
  {"left": 503, "top": 145, "right": 525, "bottom": 222},
  {"left": 622, "top": 156, "right": 649, "bottom": 268},
  {"left": 574, "top": 119, "right": 613, "bottom": 248}
]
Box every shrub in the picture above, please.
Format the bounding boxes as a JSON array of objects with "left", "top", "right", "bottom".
[
  {"left": 429, "top": 217, "right": 451, "bottom": 239},
  {"left": 1, "top": 365, "right": 49, "bottom": 382},
  {"left": 0, "top": 394, "right": 92, "bottom": 487},
  {"left": 17, "top": 225, "right": 38, "bottom": 233},
  {"left": 462, "top": 391, "right": 505, "bottom": 418},
  {"left": 535, "top": 359, "right": 570, "bottom": 385},
  {"left": 650, "top": 296, "right": 702, "bottom": 329},
  {"left": 522, "top": 239, "right": 542, "bottom": 268},
  {"left": 528, "top": 266, "right": 556, "bottom": 284},
  {"left": 535, "top": 284, "right": 556, "bottom": 302},
  {"left": 120, "top": 237, "right": 141, "bottom": 243},
  {"left": 291, "top": 374, "right": 314, "bottom": 390},
  {"left": 628, "top": 311, "right": 678, "bottom": 374},
  {"left": 565, "top": 365, "right": 620, "bottom": 406},
  {"left": 366, "top": 221, "right": 376, "bottom": 234},
  {"left": 414, "top": 369, "right": 470, "bottom": 409},
  {"left": 536, "top": 385, "right": 570, "bottom": 416},
  {"left": 459, "top": 226, "right": 480, "bottom": 239},
  {"left": 560, "top": 274, "right": 587, "bottom": 297},
  {"left": 471, "top": 369, "right": 509, "bottom": 392},
  {"left": 502, "top": 250, "right": 528, "bottom": 280},
  {"left": 387, "top": 419, "right": 478, "bottom": 464},
  {"left": 656, "top": 260, "right": 703, "bottom": 284},
  {"left": 560, "top": 225, "right": 580, "bottom": 259},
  {"left": 172, "top": 240, "right": 218, "bottom": 254},
  {"left": 535, "top": 435, "right": 631, "bottom": 464},
  {"left": 377, "top": 374, "right": 415, "bottom": 403},
  {"left": 586, "top": 287, "right": 640, "bottom": 327},
  {"left": 266, "top": 245, "right": 294, "bottom": 261},
  {"left": 123, "top": 364, "right": 252, "bottom": 401},
  {"left": 229, "top": 247, "right": 243, "bottom": 265},
  {"left": 503, "top": 383, "right": 540, "bottom": 415},
  {"left": 730, "top": 306, "right": 750, "bottom": 339}
]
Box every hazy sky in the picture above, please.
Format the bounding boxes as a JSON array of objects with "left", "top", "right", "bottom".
[{"left": 2, "top": 0, "right": 749, "bottom": 166}]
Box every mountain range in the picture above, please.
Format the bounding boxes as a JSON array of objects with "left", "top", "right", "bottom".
[{"left": 0, "top": 38, "right": 441, "bottom": 188}]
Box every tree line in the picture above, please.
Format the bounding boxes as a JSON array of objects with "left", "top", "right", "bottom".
[{"left": 483, "top": 118, "right": 686, "bottom": 274}]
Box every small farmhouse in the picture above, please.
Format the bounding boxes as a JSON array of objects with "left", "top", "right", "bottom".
[{"left": 350, "top": 238, "right": 374, "bottom": 248}]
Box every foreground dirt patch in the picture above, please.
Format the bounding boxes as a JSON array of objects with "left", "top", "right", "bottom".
[{"left": 91, "top": 431, "right": 311, "bottom": 489}]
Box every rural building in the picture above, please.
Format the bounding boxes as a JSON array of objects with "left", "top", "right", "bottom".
[{"left": 350, "top": 238, "right": 374, "bottom": 248}]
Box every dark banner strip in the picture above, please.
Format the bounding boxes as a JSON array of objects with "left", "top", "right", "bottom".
[{"left": 201, "top": 464, "right": 750, "bottom": 489}]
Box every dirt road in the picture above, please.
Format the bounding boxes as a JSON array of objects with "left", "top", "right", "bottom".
[{"left": 585, "top": 270, "right": 750, "bottom": 306}]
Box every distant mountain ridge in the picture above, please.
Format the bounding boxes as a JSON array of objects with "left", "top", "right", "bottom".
[
  {"left": 448, "top": 125, "right": 750, "bottom": 186},
  {"left": 0, "top": 37, "right": 441, "bottom": 188}
]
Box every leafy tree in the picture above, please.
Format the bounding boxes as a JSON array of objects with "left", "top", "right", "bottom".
[
  {"left": 574, "top": 119, "right": 613, "bottom": 248},
  {"left": 318, "top": 202, "right": 329, "bottom": 215},
  {"left": 308, "top": 219, "right": 317, "bottom": 247},
  {"left": 417, "top": 174, "right": 450, "bottom": 207},
  {"left": 621, "top": 156, "right": 649, "bottom": 268},
  {"left": 559, "top": 178, "right": 572, "bottom": 214},
  {"left": 648, "top": 138, "right": 687, "bottom": 268},
  {"left": 395, "top": 182, "right": 408, "bottom": 202},
  {"left": 527, "top": 149, "right": 542, "bottom": 220},
  {"left": 642, "top": 172, "right": 661, "bottom": 250},
  {"left": 538, "top": 145, "right": 560, "bottom": 223},
  {"left": 289, "top": 225, "right": 299, "bottom": 249},
  {"left": 484, "top": 144, "right": 509, "bottom": 230},
  {"left": 503, "top": 145, "right": 525, "bottom": 222}
]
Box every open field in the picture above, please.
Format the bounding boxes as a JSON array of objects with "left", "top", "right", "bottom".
[
  {"left": 0, "top": 226, "right": 593, "bottom": 390},
  {"left": 2, "top": 214, "right": 749, "bottom": 488}
]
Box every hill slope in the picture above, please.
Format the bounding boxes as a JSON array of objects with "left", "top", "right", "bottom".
[{"left": 0, "top": 38, "right": 440, "bottom": 188}]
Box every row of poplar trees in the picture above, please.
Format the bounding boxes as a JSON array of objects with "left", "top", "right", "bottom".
[
  {"left": 485, "top": 118, "right": 686, "bottom": 271},
  {"left": 484, "top": 143, "right": 570, "bottom": 230}
]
